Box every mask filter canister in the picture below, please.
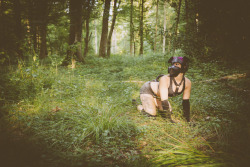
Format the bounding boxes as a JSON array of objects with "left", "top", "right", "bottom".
[{"left": 168, "top": 65, "right": 181, "bottom": 77}]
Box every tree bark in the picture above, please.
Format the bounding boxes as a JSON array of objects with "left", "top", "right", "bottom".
[
  {"left": 99, "top": 0, "right": 111, "bottom": 58},
  {"left": 154, "top": 0, "right": 159, "bottom": 52},
  {"left": 0, "top": 0, "right": 5, "bottom": 54},
  {"left": 163, "top": 0, "right": 167, "bottom": 53},
  {"left": 83, "top": 0, "right": 91, "bottom": 58},
  {"left": 185, "top": 0, "right": 188, "bottom": 20},
  {"left": 0, "top": 0, "right": 2, "bottom": 17},
  {"left": 139, "top": 0, "right": 144, "bottom": 56},
  {"left": 27, "top": 0, "right": 38, "bottom": 53},
  {"left": 38, "top": 0, "right": 49, "bottom": 59},
  {"left": 39, "top": 24, "right": 47, "bottom": 59},
  {"left": 130, "top": 0, "right": 134, "bottom": 56},
  {"left": 95, "top": 20, "right": 98, "bottom": 54},
  {"left": 13, "top": 0, "right": 23, "bottom": 60},
  {"left": 173, "top": 0, "right": 182, "bottom": 50},
  {"left": 62, "top": 0, "right": 84, "bottom": 65},
  {"left": 83, "top": 15, "right": 90, "bottom": 58},
  {"left": 107, "top": 0, "right": 121, "bottom": 57}
]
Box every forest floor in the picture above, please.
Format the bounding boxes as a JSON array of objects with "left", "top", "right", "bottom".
[{"left": 0, "top": 54, "right": 250, "bottom": 167}]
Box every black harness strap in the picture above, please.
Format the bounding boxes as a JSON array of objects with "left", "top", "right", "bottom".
[{"left": 172, "top": 76, "right": 185, "bottom": 95}]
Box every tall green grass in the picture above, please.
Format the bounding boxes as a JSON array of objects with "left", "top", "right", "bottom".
[{"left": 1, "top": 52, "right": 248, "bottom": 166}]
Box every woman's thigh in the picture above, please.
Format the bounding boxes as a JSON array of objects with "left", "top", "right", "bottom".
[{"left": 140, "top": 94, "right": 157, "bottom": 116}]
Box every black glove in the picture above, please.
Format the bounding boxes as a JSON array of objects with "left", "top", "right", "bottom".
[
  {"left": 160, "top": 100, "right": 175, "bottom": 123},
  {"left": 182, "top": 99, "right": 190, "bottom": 122}
]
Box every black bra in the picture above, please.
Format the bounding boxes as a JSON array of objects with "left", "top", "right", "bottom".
[
  {"left": 168, "top": 76, "right": 185, "bottom": 97},
  {"left": 151, "top": 75, "right": 185, "bottom": 99}
]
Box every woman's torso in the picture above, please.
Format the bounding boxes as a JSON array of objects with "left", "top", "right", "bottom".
[{"left": 150, "top": 75, "right": 186, "bottom": 98}]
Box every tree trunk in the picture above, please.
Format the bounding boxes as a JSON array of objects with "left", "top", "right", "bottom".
[
  {"left": 139, "top": 0, "right": 144, "bottom": 56},
  {"left": 163, "top": 0, "right": 167, "bottom": 54},
  {"left": 27, "top": 1, "right": 38, "bottom": 54},
  {"left": 113, "top": 29, "right": 117, "bottom": 53},
  {"left": 95, "top": 20, "right": 98, "bottom": 54},
  {"left": 83, "top": 0, "right": 91, "bottom": 58},
  {"left": 154, "top": 0, "right": 159, "bottom": 52},
  {"left": 39, "top": 24, "right": 47, "bottom": 59},
  {"left": 13, "top": 0, "right": 23, "bottom": 60},
  {"left": 134, "top": 37, "right": 136, "bottom": 55},
  {"left": 173, "top": 0, "right": 182, "bottom": 50},
  {"left": 99, "top": 0, "right": 111, "bottom": 58},
  {"left": 183, "top": 0, "right": 198, "bottom": 56},
  {"left": 83, "top": 15, "right": 90, "bottom": 58},
  {"left": 107, "top": 0, "right": 120, "bottom": 58},
  {"left": 0, "top": 0, "right": 5, "bottom": 54},
  {"left": 38, "top": 0, "right": 48, "bottom": 59},
  {"left": 62, "top": 0, "right": 84, "bottom": 65},
  {"left": 130, "top": 0, "right": 134, "bottom": 56},
  {"left": 0, "top": 0, "right": 2, "bottom": 16},
  {"left": 185, "top": 0, "right": 188, "bottom": 20}
]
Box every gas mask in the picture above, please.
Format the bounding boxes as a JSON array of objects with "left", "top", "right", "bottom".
[
  {"left": 168, "top": 65, "right": 181, "bottom": 77},
  {"left": 167, "top": 56, "right": 190, "bottom": 75}
]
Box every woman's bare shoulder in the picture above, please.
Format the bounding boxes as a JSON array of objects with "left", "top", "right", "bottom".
[
  {"left": 184, "top": 77, "right": 192, "bottom": 87},
  {"left": 160, "top": 74, "right": 170, "bottom": 81},
  {"left": 159, "top": 75, "right": 170, "bottom": 88}
]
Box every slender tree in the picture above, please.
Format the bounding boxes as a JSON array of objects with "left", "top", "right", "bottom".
[
  {"left": 163, "top": 0, "right": 167, "bottom": 53},
  {"left": 107, "top": 0, "right": 121, "bottom": 57},
  {"left": 13, "top": 0, "right": 23, "bottom": 59},
  {"left": 38, "top": 0, "right": 49, "bottom": 59},
  {"left": 0, "top": 0, "right": 3, "bottom": 16},
  {"left": 130, "top": 0, "right": 134, "bottom": 56},
  {"left": 154, "top": 0, "right": 159, "bottom": 52},
  {"left": 26, "top": 0, "right": 38, "bottom": 53},
  {"left": 99, "top": 0, "right": 111, "bottom": 58},
  {"left": 83, "top": 0, "right": 95, "bottom": 58},
  {"left": 139, "top": 0, "right": 144, "bottom": 56},
  {"left": 95, "top": 20, "right": 98, "bottom": 54},
  {"left": 25, "top": 0, "right": 50, "bottom": 59},
  {"left": 173, "top": 0, "right": 182, "bottom": 50},
  {"left": 62, "top": 0, "right": 84, "bottom": 65},
  {"left": 0, "top": 0, "right": 6, "bottom": 56}
]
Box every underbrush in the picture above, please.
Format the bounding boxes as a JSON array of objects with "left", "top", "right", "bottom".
[{"left": 1, "top": 53, "right": 249, "bottom": 166}]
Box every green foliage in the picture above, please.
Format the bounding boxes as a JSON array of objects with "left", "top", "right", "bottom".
[
  {"left": 47, "top": 15, "right": 69, "bottom": 57},
  {"left": 1, "top": 53, "right": 249, "bottom": 166}
]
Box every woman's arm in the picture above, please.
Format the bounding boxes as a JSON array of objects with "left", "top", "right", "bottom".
[
  {"left": 183, "top": 78, "right": 191, "bottom": 100},
  {"left": 158, "top": 76, "right": 174, "bottom": 122},
  {"left": 182, "top": 78, "right": 191, "bottom": 122},
  {"left": 159, "top": 75, "right": 169, "bottom": 101}
]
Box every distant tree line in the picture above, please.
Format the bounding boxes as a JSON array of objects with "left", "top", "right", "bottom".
[{"left": 0, "top": 0, "right": 249, "bottom": 65}]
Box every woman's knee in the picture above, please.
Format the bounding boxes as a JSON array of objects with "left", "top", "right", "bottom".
[{"left": 140, "top": 94, "right": 157, "bottom": 115}]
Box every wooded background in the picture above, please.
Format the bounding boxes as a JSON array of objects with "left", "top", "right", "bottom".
[
  {"left": 1, "top": 1, "right": 250, "bottom": 166},
  {"left": 1, "top": 0, "right": 250, "bottom": 66}
]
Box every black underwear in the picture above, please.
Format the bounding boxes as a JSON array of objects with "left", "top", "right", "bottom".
[
  {"left": 140, "top": 76, "right": 185, "bottom": 99},
  {"left": 140, "top": 81, "right": 154, "bottom": 95},
  {"left": 140, "top": 81, "right": 160, "bottom": 99}
]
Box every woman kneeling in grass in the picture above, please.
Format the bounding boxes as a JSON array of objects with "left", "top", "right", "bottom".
[{"left": 135, "top": 57, "right": 191, "bottom": 123}]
